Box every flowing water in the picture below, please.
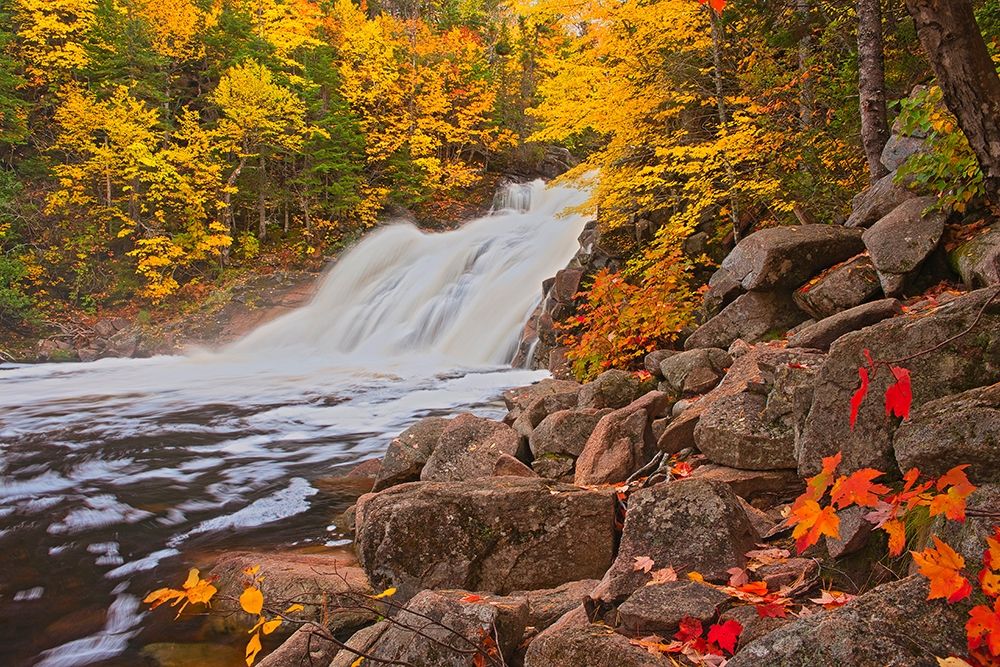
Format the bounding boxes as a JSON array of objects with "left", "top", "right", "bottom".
[{"left": 0, "top": 180, "right": 589, "bottom": 666}]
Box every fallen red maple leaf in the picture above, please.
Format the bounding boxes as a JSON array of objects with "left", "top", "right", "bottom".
[
  {"left": 849, "top": 365, "right": 870, "bottom": 430},
  {"left": 967, "top": 598, "right": 1000, "bottom": 657},
  {"left": 706, "top": 619, "right": 742, "bottom": 654}
]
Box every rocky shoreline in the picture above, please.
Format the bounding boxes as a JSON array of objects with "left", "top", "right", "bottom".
[{"left": 185, "top": 95, "right": 1000, "bottom": 667}]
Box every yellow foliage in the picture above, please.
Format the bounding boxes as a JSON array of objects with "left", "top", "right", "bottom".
[
  {"left": 134, "top": 0, "right": 219, "bottom": 61},
  {"left": 13, "top": 0, "right": 96, "bottom": 85},
  {"left": 143, "top": 567, "right": 218, "bottom": 618}
]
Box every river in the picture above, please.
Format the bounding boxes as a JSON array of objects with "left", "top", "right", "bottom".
[{"left": 0, "top": 180, "right": 589, "bottom": 666}]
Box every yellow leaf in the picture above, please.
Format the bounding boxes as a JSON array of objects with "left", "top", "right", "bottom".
[
  {"left": 262, "top": 619, "right": 282, "bottom": 635},
  {"left": 371, "top": 587, "right": 397, "bottom": 600},
  {"left": 687, "top": 571, "right": 704, "bottom": 583},
  {"left": 241, "top": 587, "right": 264, "bottom": 615},
  {"left": 245, "top": 632, "right": 263, "bottom": 666},
  {"left": 350, "top": 657, "right": 365, "bottom": 667},
  {"left": 243, "top": 565, "right": 261, "bottom": 576},
  {"left": 285, "top": 603, "right": 304, "bottom": 613},
  {"left": 182, "top": 568, "right": 200, "bottom": 589}
]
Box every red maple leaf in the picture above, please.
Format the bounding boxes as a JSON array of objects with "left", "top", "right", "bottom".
[
  {"left": 884, "top": 366, "right": 912, "bottom": 420},
  {"left": 707, "top": 619, "right": 742, "bottom": 654},
  {"left": 912, "top": 536, "right": 972, "bottom": 603},
  {"left": 930, "top": 465, "right": 976, "bottom": 522},
  {"left": 850, "top": 365, "right": 870, "bottom": 430},
  {"left": 967, "top": 598, "right": 1000, "bottom": 657},
  {"left": 696, "top": 0, "right": 726, "bottom": 12},
  {"left": 675, "top": 617, "right": 703, "bottom": 643},
  {"left": 756, "top": 601, "right": 790, "bottom": 618}
]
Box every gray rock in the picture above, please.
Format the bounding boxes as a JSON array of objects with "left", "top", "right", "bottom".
[
  {"left": 532, "top": 454, "right": 576, "bottom": 480},
  {"left": 825, "top": 506, "right": 874, "bottom": 559},
  {"left": 951, "top": 224, "right": 1000, "bottom": 288},
  {"left": 881, "top": 133, "right": 929, "bottom": 172},
  {"left": 794, "top": 255, "right": 884, "bottom": 320},
  {"left": 593, "top": 478, "right": 757, "bottom": 601},
  {"left": 512, "top": 391, "right": 582, "bottom": 439},
  {"left": 693, "top": 348, "right": 825, "bottom": 470},
  {"left": 578, "top": 369, "right": 643, "bottom": 409},
  {"left": 358, "top": 590, "right": 528, "bottom": 666},
  {"left": 258, "top": 625, "right": 338, "bottom": 667},
  {"left": 703, "top": 268, "right": 744, "bottom": 319},
  {"left": 421, "top": 414, "right": 521, "bottom": 482},
  {"left": 721, "top": 225, "right": 865, "bottom": 291},
  {"left": 354, "top": 477, "right": 615, "bottom": 596},
  {"left": 330, "top": 622, "right": 388, "bottom": 667},
  {"left": 845, "top": 173, "right": 917, "bottom": 229},
  {"left": 644, "top": 349, "right": 677, "bottom": 377},
  {"left": 787, "top": 299, "right": 903, "bottom": 351},
  {"left": 616, "top": 581, "right": 730, "bottom": 636},
  {"left": 373, "top": 417, "right": 450, "bottom": 491},
  {"left": 798, "top": 288, "right": 1000, "bottom": 476},
  {"left": 553, "top": 268, "right": 585, "bottom": 303},
  {"left": 659, "top": 348, "right": 732, "bottom": 395},
  {"left": 503, "top": 379, "right": 581, "bottom": 421},
  {"left": 524, "top": 623, "right": 668, "bottom": 667},
  {"left": 574, "top": 392, "right": 671, "bottom": 486},
  {"left": 689, "top": 464, "right": 803, "bottom": 507},
  {"left": 685, "top": 292, "right": 808, "bottom": 351},
  {"left": 862, "top": 197, "right": 946, "bottom": 295},
  {"left": 728, "top": 576, "right": 968, "bottom": 667},
  {"left": 894, "top": 382, "right": 1000, "bottom": 483},
  {"left": 719, "top": 605, "right": 791, "bottom": 648},
  {"left": 529, "top": 408, "right": 609, "bottom": 459}
]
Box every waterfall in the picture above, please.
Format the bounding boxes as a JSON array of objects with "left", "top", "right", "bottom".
[{"left": 231, "top": 179, "right": 589, "bottom": 366}]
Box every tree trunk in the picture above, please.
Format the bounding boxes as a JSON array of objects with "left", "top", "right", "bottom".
[
  {"left": 905, "top": 0, "right": 1000, "bottom": 205},
  {"left": 858, "top": 0, "right": 890, "bottom": 181},
  {"left": 258, "top": 154, "right": 267, "bottom": 241},
  {"left": 798, "top": 0, "right": 814, "bottom": 130},
  {"left": 709, "top": 7, "right": 740, "bottom": 242}
]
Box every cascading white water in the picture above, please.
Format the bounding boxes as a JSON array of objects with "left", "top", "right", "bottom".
[
  {"left": 0, "top": 179, "right": 590, "bottom": 666},
  {"left": 231, "top": 179, "right": 587, "bottom": 366}
]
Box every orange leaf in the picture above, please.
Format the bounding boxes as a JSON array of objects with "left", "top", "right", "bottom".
[
  {"left": 649, "top": 567, "right": 678, "bottom": 585},
  {"left": 800, "top": 452, "right": 842, "bottom": 504},
  {"left": 984, "top": 528, "right": 1000, "bottom": 571},
  {"left": 240, "top": 587, "right": 264, "bottom": 616},
  {"left": 830, "top": 468, "right": 891, "bottom": 509},
  {"left": 245, "top": 632, "right": 263, "bottom": 666},
  {"left": 633, "top": 556, "right": 655, "bottom": 573},
  {"left": 810, "top": 590, "right": 856, "bottom": 609},
  {"left": 461, "top": 594, "right": 483, "bottom": 603},
  {"left": 883, "top": 518, "right": 907, "bottom": 557},
  {"left": 912, "top": 536, "right": 972, "bottom": 603},
  {"left": 981, "top": 569, "right": 1000, "bottom": 598},
  {"left": 967, "top": 599, "right": 1000, "bottom": 657},
  {"left": 790, "top": 499, "right": 841, "bottom": 553}
]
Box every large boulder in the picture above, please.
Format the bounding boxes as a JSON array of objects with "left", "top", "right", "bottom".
[
  {"left": 862, "top": 197, "right": 947, "bottom": 296},
  {"left": 703, "top": 268, "right": 744, "bottom": 319},
  {"left": 894, "top": 382, "right": 1000, "bottom": 483},
  {"left": 951, "top": 224, "right": 1000, "bottom": 288},
  {"left": 845, "top": 173, "right": 917, "bottom": 229},
  {"left": 421, "top": 414, "right": 521, "bottom": 482},
  {"left": 574, "top": 392, "right": 671, "bottom": 486},
  {"left": 208, "top": 553, "right": 373, "bottom": 637},
  {"left": 644, "top": 349, "right": 677, "bottom": 377},
  {"left": 524, "top": 623, "right": 668, "bottom": 667},
  {"left": 512, "top": 391, "right": 582, "bottom": 439},
  {"left": 503, "top": 379, "right": 581, "bottom": 422},
  {"left": 689, "top": 464, "right": 803, "bottom": 508},
  {"left": 658, "top": 348, "right": 732, "bottom": 396},
  {"left": 354, "top": 477, "right": 615, "bottom": 596},
  {"left": 684, "top": 292, "right": 808, "bottom": 351},
  {"left": 798, "top": 288, "right": 1000, "bottom": 476},
  {"left": 552, "top": 267, "right": 585, "bottom": 303},
  {"left": 721, "top": 225, "right": 865, "bottom": 291},
  {"left": 794, "top": 254, "right": 883, "bottom": 320},
  {"left": 594, "top": 478, "right": 757, "bottom": 602},
  {"left": 616, "top": 581, "right": 731, "bottom": 636},
  {"left": 728, "top": 576, "right": 968, "bottom": 667},
  {"left": 529, "top": 408, "right": 609, "bottom": 462},
  {"left": 578, "top": 369, "right": 643, "bottom": 409},
  {"left": 787, "top": 299, "right": 903, "bottom": 352},
  {"left": 694, "top": 348, "right": 825, "bottom": 470},
  {"left": 373, "top": 416, "right": 449, "bottom": 491},
  {"left": 355, "top": 590, "right": 528, "bottom": 666}
]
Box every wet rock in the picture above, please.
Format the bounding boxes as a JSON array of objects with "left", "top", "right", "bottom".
[
  {"left": 594, "top": 478, "right": 757, "bottom": 601},
  {"left": 787, "top": 299, "right": 903, "bottom": 351},
  {"left": 658, "top": 348, "right": 732, "bottom": 396},
  {"left": 529, "top": 408, "right": 609, "bottom": 460},
  {"left": 524, "top": 623, "right": 668, "bottom": 667},
  {"left": 728, "top": 576, "right": 968, "bottom": 667},
  {"left": 721, "top": 225, "right": 865, "bottom": 291},
  {"left": 845, "top": 173, "right": 917, "bottom": 229},
  {"left": 354, "top": 477, "right": 615, "bottom": 596},
  {"left": 688, "top": 464, "right": 803, "bottom": 507},
  {"left": 574, "top": 392, "right": 671, "bottom": 485},
  {"left": 684, "top": 291, "right": 808, "bottom": 351},
  {"left": 862, "top": 197, "right": 946, "bottom": 296},
  {"left": 951, "top": 224, "right": 1000, "bottom": 288},
  {"left": 421, "top": 414, "right": 521, "bottom": 482},
  {"left": 257, "top": 626, "right": 338, "bottom": 667},
  {"left": 894, "top": 382, "right": 1000, "bottom": 483},
  {"left": 208, "top": 552, "right": 373, "bottom": 636},
  {"left": 373, "top": 416, "right": 449, "bottom": 491},
  {"left": 616, "top": 581, "right": 730, "bottom": 636},
  {"left": 703, "top": 268, "right": 744, "bottom": 319},
  {"left": 798, "top": 288, "right": 1000, "bottom": 476},
  {"left": 578, "top": 369, "right": 643, "bottom": 409},
  {"left": 794, "top": 255, "right": 882, "bottom": 321},
  {"left": 693, "top": 348, "right": 825, "bottom": 471},
  {"left": 553, "top": 268, "right": 585, "bottom": 303}
]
